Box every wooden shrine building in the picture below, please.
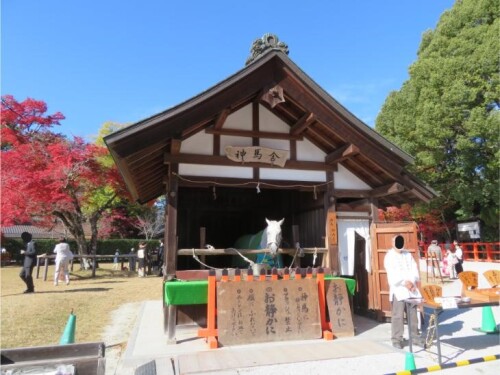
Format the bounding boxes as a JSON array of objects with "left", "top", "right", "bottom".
[{"left": 105, "top": 34, "right": 436, "bottom": 319}]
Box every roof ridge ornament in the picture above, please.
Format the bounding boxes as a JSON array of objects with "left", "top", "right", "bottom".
[{"left": 245, "top": 33, "right": 289, "bottom": 65}]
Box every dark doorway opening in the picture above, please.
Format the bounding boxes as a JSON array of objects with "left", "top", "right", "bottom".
[{"left": 353, "top": 232, "right": 369, "bottom": 314}]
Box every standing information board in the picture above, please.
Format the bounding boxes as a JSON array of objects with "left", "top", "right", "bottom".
[
  {"left": 325, "top": 279, "right": 354, "bottom": 337},
  {"left": 217, "top": 278, "right": 322, "bottom": 346}
]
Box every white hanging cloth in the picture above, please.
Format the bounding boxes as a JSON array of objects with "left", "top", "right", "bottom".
[{"left": 337, "top": 219, "right": 371, "bottom": 276}]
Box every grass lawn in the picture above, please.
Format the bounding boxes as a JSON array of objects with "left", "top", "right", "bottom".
[{"left": 0, "top": 263, "right": 161, "bottom": 348}]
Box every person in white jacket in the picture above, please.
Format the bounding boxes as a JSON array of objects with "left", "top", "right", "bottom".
[
  {"left": 53, "top": 237, "right": 73, "bottom": 286},
  {"left": 384, "top": 234, "right": 425, "bottom": 349}
]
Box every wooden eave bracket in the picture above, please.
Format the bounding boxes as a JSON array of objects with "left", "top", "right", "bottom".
[
  {"left": 325, "top": 144, "right": 360, "bottom": 165},
  {"left": 170, "top": 139, "right": 182, "bottom": 155},
  {"left": 290, "top": 112, "right": 316, "bottom": 136},
  {"left": 213, "top": 108, "right": 230, "bottom": 130}
]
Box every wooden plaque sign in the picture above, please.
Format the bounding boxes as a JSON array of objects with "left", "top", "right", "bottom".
[
  {"left": 327, "top": 211, "right": 337, "bottom": 246},
  {"left": 225, "top": 146, "right": 289, "bottom": 167},
  {"left": 325, "top": 279, "right": 354, "bottom": 337},
  {"left": 217, "top": 278, "right": 322, "bottom": 346},
  {"left": 464, "top": 288, "right": 500, "bottom": 302}
]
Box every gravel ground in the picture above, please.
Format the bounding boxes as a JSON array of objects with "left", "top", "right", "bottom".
[{"left": 101, "top": 302, "right": 143, "bottom": 375}]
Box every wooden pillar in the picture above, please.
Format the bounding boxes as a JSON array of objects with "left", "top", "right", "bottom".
[
  {"left": 292, "top": 225, "right": 301, "bottom": 268},
  {"left": 369, "top": 198, "right": 379, "bottom": 223},
  {"left": 368, "top": 198, "right": 379, "bottom": 310},
  {"left": 165, "top": 164, "right": 179, "bottom": 279},
  {"left": 323, "top": 171, "right": 339, "bottom": 274}
]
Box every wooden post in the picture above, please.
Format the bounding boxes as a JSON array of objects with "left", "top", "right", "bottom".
[
  {"left": 234, "top": 268, "right": 241, "bottom": 282},
  {"left": 292, "top": 225, "right": 300, "bottom": 268},
  {"left": 166, "top": 305, "right": 177, "bottom": 344},
  {"left": 92, "top": 256, "right": 96, "bottom": 278},
  {"left": 165, "top": 163, "right": 179, "bottom": 279},
  {"left": 36, "top": 256, "right": 41, "bottom": 279},
  {"left": 283, "top": 268, "right": 290, "bottom": 280},
  {"left": 259, "top": 268, "right": 266, "bottom": 281},
  {"left": 197, "top": 269, "right": 218, "bottom": 349},
  {"left": 43, "top": 257, "right": 49, "bottom": 281},
  {"left": 163, "top": 159, "right": 179, "bottom": 342},
  {"left": 295, "top": 268, "right": 302, "bottom": 280},
  {"left": 271, "top": 268, "right": 278, "bottom": 281},
  {"left": 323, "top": 171, "right": 338, "bottom": 273},
  {"left": 316, "top": 268, "right": 333, "bottom": 340}
]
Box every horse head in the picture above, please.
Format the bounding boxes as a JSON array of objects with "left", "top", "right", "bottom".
[{"left": 265, "top": 218, "right": 284, "bottom": 256}]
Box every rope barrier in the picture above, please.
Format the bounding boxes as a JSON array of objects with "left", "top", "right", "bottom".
[{"left": 172, "top": 171, "right": 333, "bottom": 190}]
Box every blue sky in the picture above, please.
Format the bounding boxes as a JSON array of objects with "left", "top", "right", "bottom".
[{"left": 2, "top": 0, "right": 455, "bottom": 140}]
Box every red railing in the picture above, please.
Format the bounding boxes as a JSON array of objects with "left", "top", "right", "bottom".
[{"left": 421, "top": 242, "right": 500, "bottom": 263}]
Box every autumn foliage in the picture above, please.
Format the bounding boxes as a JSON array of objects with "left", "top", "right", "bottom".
[
  {"left": 1, "top": 95, "right": 127, "bottom": 254},
  {"left": 378, "top": 204, "right": 454, "bottom": 243}
]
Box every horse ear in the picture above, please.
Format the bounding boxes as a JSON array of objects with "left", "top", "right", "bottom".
[
  {"left": 266, "top": 218, "right": 271, "bottom": 225},
  {"left": 278, "top": 218, "right": 284, "bottom": 226}
]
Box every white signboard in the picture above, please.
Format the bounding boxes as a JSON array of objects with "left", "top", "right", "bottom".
[
  {"left": 225, "top": 146, "right": 289, "bottom": 167},
  {"left": 457, "top": 221, "right": 480, "bottom": 239}
]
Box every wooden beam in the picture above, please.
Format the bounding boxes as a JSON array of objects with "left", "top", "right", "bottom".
[
  {"left": 205, "top": 128, "right": 303, "bottom": 141},
  {"left": 213, "top": 108, "right": 230, "bottom": 130},
  {"left": 290, "top": 112, "right": 316, "bottom": 136},
  {"left": 333, "top": 189, "right": 370, "bottom": 198},
  {"left": 369, "top": 182, "right": 405, "bottom": 198},
  {"left": 337, "top": 199, "right": 372, "bottom": 212},
  {"left": 164, "top": 152, "right": 335, "bottom": 171},
  {"left": 325, "top": 144, "right": 360, "bottom": 165}
]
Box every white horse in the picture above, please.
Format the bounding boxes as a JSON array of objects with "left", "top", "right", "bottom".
[
  {"left": 263, "top": 218, "right": 284, "bottom": 256},
  {"left": 233, "top": 218, "right": 285, "bottom": 268}
]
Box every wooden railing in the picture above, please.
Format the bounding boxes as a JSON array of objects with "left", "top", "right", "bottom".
[
  {"left": 421, "top": 242, "right": 500, "bottom": 263},
  {"left": 35, "top": 254, "right": 138, "bottom": 280}
]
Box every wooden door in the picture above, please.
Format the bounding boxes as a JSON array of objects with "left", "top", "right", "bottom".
[{"left": 370, "top": 222, "right": 420, "bottom": 320}]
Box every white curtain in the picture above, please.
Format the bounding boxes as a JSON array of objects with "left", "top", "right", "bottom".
[{"left": 337, "top": 219, "right": 371, "bottom": 276}]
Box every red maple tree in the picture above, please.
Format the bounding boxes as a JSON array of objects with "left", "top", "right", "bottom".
[
  {"left": 378, "top": 204, "right": 454, "bottom": 244},
  {"left": 1, "top": 95, "right": 128, "bottom": 255}
]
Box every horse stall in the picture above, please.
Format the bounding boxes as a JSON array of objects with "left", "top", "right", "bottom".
[{"left": 104, "top": 34, "right": 436, "bottom": 346}]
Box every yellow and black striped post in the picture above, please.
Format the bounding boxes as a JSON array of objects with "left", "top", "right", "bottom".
[{"left": 385, "top": 354, "right": 500, "bottom": 374}]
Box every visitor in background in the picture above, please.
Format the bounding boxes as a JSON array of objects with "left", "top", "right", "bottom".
[
  {"left": 129, "top": 248, "right": 136, "bottom": 272},
  {"left": 53, "top": 237, "right": 74, "bottom": 286},
  {"left": 453, "top": 240, "right": 464, "bottom": 275},
  {"left": 137, "top": 242, "right": 146, "bottom": 277},
  {"left": 427, "top": 240, "right": 442, "bottom": 260},
  {"left": 446, "top": 249, "right": 458, "bottom": 279},
  {"left": 384, "top": 234, "right": 425, "bottom": 349},
  {"left": 113, "top": 249, "right": 120, "bottom": 270},
  {"left": 427, "top": 239, "right": 443, "bottom": 275},
  {"left": 20, "top": 232, "right": 37, "bottom": 293}
]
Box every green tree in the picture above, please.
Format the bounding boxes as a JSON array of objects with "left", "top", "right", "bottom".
[{"left": 376, "top": 0, "right": 499, "bottom": 240}]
